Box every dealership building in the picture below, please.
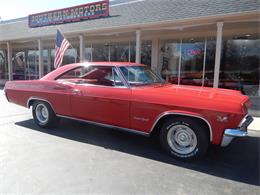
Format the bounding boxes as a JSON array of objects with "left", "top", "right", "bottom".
[{"left": 0, "top": 0, "right": 259, "bottom": 114}]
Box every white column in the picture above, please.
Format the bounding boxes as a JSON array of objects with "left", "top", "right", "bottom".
[
  {"left": 38, "top": 39, "right": 43, "bottom": 78},
  {"left": 108, "top": 45, "right": 111, "bottom": 62},
  {"left": 151, "top": 38, "right": 159, "bottom": 73},
  {"left": 177, "top": 39, "right": 182, "bottom": 85},
  {"left": 7, "top": 42, "right": 13, "bottom": 81},
  {"left": 202, "top": 39, "right": 207, "bottom": 87},
  {"left": 128, "top": 41, "right": 131, "bottom": 62},
  {"left": 79, "top": 35, "right": 85, "bottom": 62},
  {"left": 213, "top": 22, "right": 224, "bottom": 88},
  {"left": 135, "top": 30, "right": 141, "bottom": 63},
  {"left": 90, "top": 43, "right": 93, "bottom": 62}
]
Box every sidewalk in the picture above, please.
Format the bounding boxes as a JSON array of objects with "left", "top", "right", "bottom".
[{"left": 249, "top": 117, "right": 260, "bottom": 131}]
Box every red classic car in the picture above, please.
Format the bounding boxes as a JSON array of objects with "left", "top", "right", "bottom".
[{"left": 4, "top": 62, "right": 253, "bottom": 160}]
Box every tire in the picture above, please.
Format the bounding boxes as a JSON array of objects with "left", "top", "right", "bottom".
[
  {"left": 32, "top": 101, "right": 58, "bottom": 128},
  {"left": 159, "top": 117, "right": 209, "bottom": 161}
]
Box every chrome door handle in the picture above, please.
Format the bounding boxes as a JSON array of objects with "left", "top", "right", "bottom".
[{"left": 72, "top": 89, "right": 82, "bottom": 95}]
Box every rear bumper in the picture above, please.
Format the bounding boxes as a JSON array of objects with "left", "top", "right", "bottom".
[{"left": 221, "top": 115, "right": 253, "bottom": 147}]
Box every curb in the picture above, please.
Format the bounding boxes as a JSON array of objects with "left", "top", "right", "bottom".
[{"left": 248, "top": 117, "right": 260, "bottom": 132}]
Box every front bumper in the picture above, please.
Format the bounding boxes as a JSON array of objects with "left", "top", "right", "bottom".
[{"left": 221, "top": 115, "right": 253, "bottom": 147}]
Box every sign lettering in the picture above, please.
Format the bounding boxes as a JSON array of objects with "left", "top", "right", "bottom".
[{"left": 28, "top": 0, "right": 109, "bottom": 28}]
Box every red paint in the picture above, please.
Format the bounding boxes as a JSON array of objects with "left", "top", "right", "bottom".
[{"left": 4, "top": 62, "right": 251, "bottom": 145}]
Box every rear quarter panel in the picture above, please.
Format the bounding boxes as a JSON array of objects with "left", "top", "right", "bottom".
[{"left": 5, "top": 80, "right": 72, "bottom": 116}]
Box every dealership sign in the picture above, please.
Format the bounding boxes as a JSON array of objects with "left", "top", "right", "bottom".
[{"left": 28, "top": 0, "right": 109, "bottom": 28}]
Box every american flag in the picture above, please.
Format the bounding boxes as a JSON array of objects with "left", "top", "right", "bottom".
[{"left": 54, "top": 30, "right": 70, "bottom": 69}]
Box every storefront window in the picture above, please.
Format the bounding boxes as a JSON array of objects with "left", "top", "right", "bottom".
[
  {"left": 84, "top": 44, "right": 92, "bottom": 62},
  {"left": 63, "top": 48, "right": 78, "bottom": 65},
  {"left": 160, "top": 40, "right": 180, "bottom": 83},
  {"left": 13, "top": 50, "right": 26, "bottom": 80},
  {"left": 50, "top": 49, "right": 55, "bottom": 71},
  {"left": 0, "top": 48, "right": 8, "bottom": 81},
  {"left": 204, "top": 40, "right": 216, "bottom": 87},
  {"left": 180, "top": 38, "right": 205, "bottom": 86},
  {"left": 220, "top": 38, "right": 260, "bottom": 96},
  {"left": 141, "top": 41, "right": 151, "bottom": 67},
  {"left": 92, "top": 43, "right": 109, "bottom": 61},
  {"left": 110, "top": 42, "right": 129, "bottom": 62},
  {"left": 160, "top": 38, "right": 216, "bottom": 86},
  {"left": 42, "top": 49, "right": 49, "bottom": 75},
  {"left": 129, "top": 41, "right": 136, "bottom": 63},
  {"left": 27, "top": 49, "right": 39, "bottom": 80}
]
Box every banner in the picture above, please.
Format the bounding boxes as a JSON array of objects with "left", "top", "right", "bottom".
[{"left": 28, "top": 0, "right": 109, "bottom": 28}]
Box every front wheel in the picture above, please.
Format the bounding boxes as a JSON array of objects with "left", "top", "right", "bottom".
[
  {"left": 32, "top": 101, "right": 58, "bottom": 128},
  {"left": 160, "top": 117, "right": 209, "bottom": 161}
]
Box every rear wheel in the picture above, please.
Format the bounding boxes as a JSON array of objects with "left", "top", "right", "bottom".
[
  {"left": 32, "top": 101, "right": 58, "bottom": 128},
  {"left": 159, "top": 117, "right": 209, "bottom": 161}
]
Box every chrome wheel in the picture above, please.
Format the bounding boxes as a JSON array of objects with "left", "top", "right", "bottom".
[
  {"left": 35, "top": 103, "right": 49, "bottom": 124},
  {"left": 167, "top": 125, "right": 197, "bottom": 155}
]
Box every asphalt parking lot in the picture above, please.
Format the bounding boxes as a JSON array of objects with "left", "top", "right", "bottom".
[{"left": 0, "top": 89, "right": 259, "bottom": 194}]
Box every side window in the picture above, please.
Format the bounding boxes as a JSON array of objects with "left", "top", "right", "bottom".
[
  {"left": 57, "top": 66, "right": 125, "bottom": 87},
  {"left": 120, "top": 66, "right": 136, "bottom": 82},
  {"left": 58, "top": 67, "right": 85, "bottom": 80}
]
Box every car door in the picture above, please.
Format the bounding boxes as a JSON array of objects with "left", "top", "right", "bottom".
[{"left": 70, "top": 65, "right": 131, "bottom": 128}]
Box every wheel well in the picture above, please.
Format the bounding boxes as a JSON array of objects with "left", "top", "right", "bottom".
[
  {"left": 151, "top": 114, "right": 212, "bottom": 141},
  {"left": 28, "top": 99, "right": 35, "bottom": 108},
  {"left": 27, "top": 98, "right": 55, "bottom": 112}
]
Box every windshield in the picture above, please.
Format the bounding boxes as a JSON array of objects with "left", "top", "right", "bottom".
[{"left": 119, "top": 66, "right": 164, "bottom": 86}]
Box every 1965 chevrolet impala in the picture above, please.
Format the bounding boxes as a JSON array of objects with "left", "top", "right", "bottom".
[{"left": 4, "top": 62, "right": 253, "bottom": 160}]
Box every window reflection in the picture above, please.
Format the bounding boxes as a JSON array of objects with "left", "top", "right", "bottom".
[
  {"left": 110, "top": 42, "right": 129, "bottom": 62},
  {"left": 220, "top": 38, "right": 260, "bottom": 96},
  {"left": 160, "top": 40, "right": 180, "bottom": 83},
  {"left": 26, "top": 50, "right": 39, "bottom": 80},
  {"left": 141, "top": 41, "right": 152, "bottom": 67},
  {"left": 84, "top": 45, "right": 92, "bottom": 62},
  {"left": 92, "top": 43, "right": 109, "bottom": 61},
  {"left": 160, "top": 38, "right": 216, "bottom": 86},
  {"left": 180, "top": 38, "right": 205, "bottom": 86},
  {"left": 63, "top": 48, "right": 78, "bottom": 65},
  {"left": 204, "top": 40, "right": 216, "bottom": 87}
]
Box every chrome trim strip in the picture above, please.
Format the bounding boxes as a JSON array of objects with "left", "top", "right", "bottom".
[
  {"left": 150, "top": 112, "right": 213, "bottom": 142},
  {"left": 57, "top": 114, "right": 150, "bottom": 136},
  {"left": 27, "top": 97, "right": 55, "bottom": 112}
]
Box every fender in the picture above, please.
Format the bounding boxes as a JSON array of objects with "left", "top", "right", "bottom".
[
  {"left": 150, "top": 110, "right": 213, "bottom": 142},
  {"left": 27, "top": 97, "right": 55, "bottom": 112}
]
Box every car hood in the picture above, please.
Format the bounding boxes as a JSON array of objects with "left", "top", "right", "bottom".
[{"left": 133, "top": 84, "right": 249, "bottom": 114}]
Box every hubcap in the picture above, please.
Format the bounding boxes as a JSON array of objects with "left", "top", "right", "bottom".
[
  {"left": 167, "top": 124, "right": 197, "bottom": 155},
  {"left": 35, "top": 104, "right": 49, "bottom": 124}
]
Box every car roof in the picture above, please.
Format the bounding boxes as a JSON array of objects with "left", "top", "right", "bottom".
[
  {"left": 79, "top": 61, "right": 146, "bottom": 67},
  {"left": 41, "top": 62, "right": 146, "bottom": 81}
]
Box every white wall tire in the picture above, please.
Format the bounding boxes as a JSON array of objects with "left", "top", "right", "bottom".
[
  {"left": 32, "top": 101, "right": 58, "bottom": 128},
  {"left": 160, "top": 117, "right": 209, "bottom": 161}
]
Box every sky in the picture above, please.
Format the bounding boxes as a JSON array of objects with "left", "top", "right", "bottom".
[{"left": 0, "top": 0, "right": 101, "bottom": 21}]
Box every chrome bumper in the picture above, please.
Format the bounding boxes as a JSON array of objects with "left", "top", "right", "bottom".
[{"left": 221, "top": 115, "right": 253, "bottom": 147}]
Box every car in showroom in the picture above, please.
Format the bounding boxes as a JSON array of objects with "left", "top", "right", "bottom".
[{"left": 4, "top": 62, "right": 253, "bottom": 160}]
